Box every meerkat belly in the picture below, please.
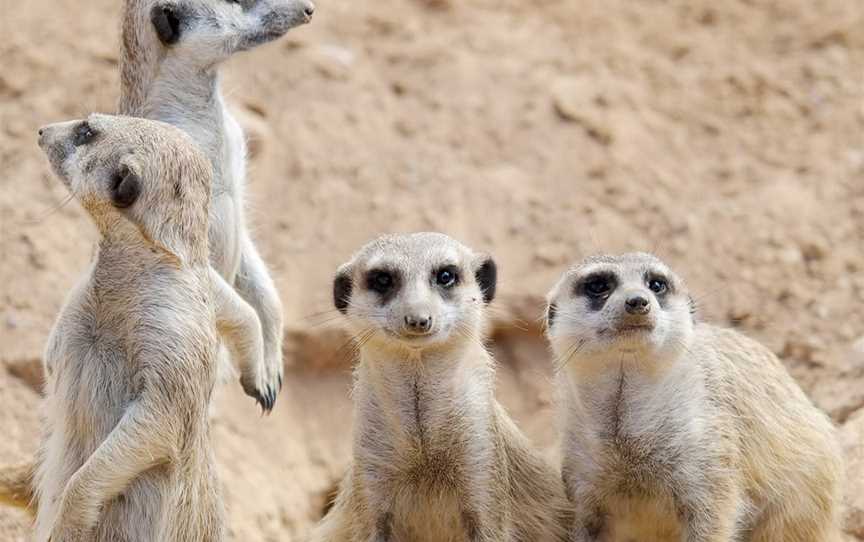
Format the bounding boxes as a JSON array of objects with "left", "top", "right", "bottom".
[
  {"left": 581, "top": 370, "right": 700, "bottom": 539},
  {"left": 207, "top": 110, "right": 246, "bottom": 280},
  {"left": 392, "top": 489, "right": 468, "bottom": 542},
  {"left": 37, "top": 324, "right": 140, "bottom": 530},
  {"left": 603, "top": 495, "right": 682, "bottom": 542},
  {"left": 208, "top": 195, "right": 242, "bottom": 280}
]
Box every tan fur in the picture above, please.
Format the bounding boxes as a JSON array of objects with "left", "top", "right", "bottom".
[
  {"left": 31, "top": 114, "right": 263, "bottom": 541},
  {"left": 546, "top": 252, "right": 843, "bottom": 542},
  {"left": 311, "top": 233, "right": 570, "bottom": 542}
]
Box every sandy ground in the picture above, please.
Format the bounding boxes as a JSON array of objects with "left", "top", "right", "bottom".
[{"left": 1, "top": 0, "right": 863, "bottom": 539}]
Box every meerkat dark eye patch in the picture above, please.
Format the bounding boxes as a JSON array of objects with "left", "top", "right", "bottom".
[
  {"left": 110, "top": 166, "right": 141, "bottom": 209},
  {"left": 333, "top": 272, "right": 353, "bottom": 314},
  {"left": 73, "top": 122, "right": 96, "bottom": 146},
  {"left": 366, "top": 269, "right": 398, "bottom": 295},
  {"left": 151, "top": 4, "right": 183, "bottom": 45},
  {"left": 475, "top": 258, "right": 497, "bottom": 304},
  {"left": 576, "top": 272, "right": 617, "bottom": 311}
]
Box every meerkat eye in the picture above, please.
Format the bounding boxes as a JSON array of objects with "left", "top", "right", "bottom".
[
  {"left": 73, "top": 122, "right": 96, "bottom": 146},
  {"left": 648, "top": 276, "right": 668, "bottom": 295},
  {"left": 582, "top": 274, "right": 614, "bottom": 297},
  {"left": 367, "top": 270, "right": 395, "bottom": 295},
  {"left": 435, "top": 266, "right": 459, "bottom": 288}
]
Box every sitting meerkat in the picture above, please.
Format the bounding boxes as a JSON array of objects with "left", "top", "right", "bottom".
[
  {"left": 33, "top": 113, "right": 263, "bottom": 541},
  {"left": 311, "top": 232, "right": 570, "bottom": 542},
  {"left": 545, "top": 252, "right": 843, "bottom": 542},
  {"left": 118, "top": 0, "right": 315, "bottom": 410}
]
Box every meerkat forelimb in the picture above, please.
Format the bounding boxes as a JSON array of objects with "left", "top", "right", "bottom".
[
  {"left": 546, "top": 252, "right": 843, "bottom": 542},
  {"left": 311, "top": 232, "right": 570, "bottom": 542},
  {"left": 34, "top": 114, "right": 235, "bottom": 541}
]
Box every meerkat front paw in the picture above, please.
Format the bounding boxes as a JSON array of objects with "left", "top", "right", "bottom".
[
  {"left": 261, "top": 347, "right": 284, "bottom": 406},
  {"left": 240, "top": 362, "right": 278, "bottom": 413}
]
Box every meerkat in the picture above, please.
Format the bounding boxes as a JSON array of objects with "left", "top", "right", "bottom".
[
  {"left": 32, "top": 113, "right": 263, "bottom": 541},
  {"left": 310, "top": 232, "right": 570, "bottom": 542},
  {"left": 545, "top": 252, "right": 844, "bottom": 542},
  {"left": 117, "top": 0, "right": 315, "bottom": 409}
]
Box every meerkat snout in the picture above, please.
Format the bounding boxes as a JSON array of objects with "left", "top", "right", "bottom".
[
  {"left": 624, "top": 293, "right": 650, "bottom": 315},
  {"left": 404, "top": 313, "right": 432, "bottom": 334}
]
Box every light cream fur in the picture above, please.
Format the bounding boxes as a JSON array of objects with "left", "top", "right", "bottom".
[
  {"left": 546, "top": 252, "right": 844, "bottom": 542},
  {"left": 32, "top": 114, "right": 261, "bottom": 541},
  {"left": 311, "top": 232, "right": 570, "bottom": 542}
]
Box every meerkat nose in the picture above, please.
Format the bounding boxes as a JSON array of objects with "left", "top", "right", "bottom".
[
  {"left": 37, "top": 126, "right": 49, "bottom": 147},
  {"left": 625, "top": 295, "right": 650, "bottom": 315},
  {"left": 405, "top": 314, "right": 432, "bottom": 333},
  {"left": 303, "top": 1, "right": 315, "bottom": 17}
]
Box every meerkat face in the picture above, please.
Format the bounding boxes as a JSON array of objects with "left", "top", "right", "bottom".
[
  {"left": 546, "top": 253, "right": 695, "bottom": 365},
  {"left": 147, "top": 0, "right": 314, "bottom": 61},
  {"left": 37, "top": 114, "right": 211, "bottom": 256},
  {"left": 333, "top": 233, "right": 497, "bottom": 353}
]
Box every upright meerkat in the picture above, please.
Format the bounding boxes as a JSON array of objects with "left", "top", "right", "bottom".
[
  {"left": 546, "top": 252, "right": 843, "bottom": 542},
  {"left": 0, "top": 0, "right": 314, "bottom": 513},
  {"left": 33, "top": 113, "right": 262, "bottom": 541},
  {"left": 311, "top": 232, "right": 570, "bottom": 542},
  {"left": 118, "top": 0, "right": 315, "bottom": 409}
]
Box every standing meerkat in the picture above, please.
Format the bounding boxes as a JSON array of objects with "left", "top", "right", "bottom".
[
  {"left": 118, "top": 0, "right": 315, "bottom": 409},
  {"left": 545, "top": 252, "right": 843, "bottom": 542},
  {"left": 311, "top": 232, "right": 570, "bottom": 542},
  {"left": 0, "top": 0, "right": 314, "bottom": 513},
  {"left": 34, "top": 113, "right": 261, "bottom": 541}
]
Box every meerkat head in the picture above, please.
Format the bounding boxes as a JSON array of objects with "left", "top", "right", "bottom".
[
  {"left": 332, "top": 233, "right": 498, "bottom": 355},
  {"left": 546, "top": 253, "right": 695, "bottom": 367},
  {"left": 37, "top": 113, "right": 212, "bottom": 262},
  {"left": 140, "top": 0, "right": 314, "bottom": 63}
]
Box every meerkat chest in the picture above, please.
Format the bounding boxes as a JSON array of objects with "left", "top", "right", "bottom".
[
  {"left": 222, "top": 110, "right": 247, "bottom": 193},
  {"left": 206, "top": 110, "right": 245, "bottom": 279},
  {"left": 576, "top": 366, "right": 707, "bottom": 485}
]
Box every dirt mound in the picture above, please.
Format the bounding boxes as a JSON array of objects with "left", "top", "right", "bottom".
[{"left": 1, "top": 0, "right": 862, "bottom": 539}]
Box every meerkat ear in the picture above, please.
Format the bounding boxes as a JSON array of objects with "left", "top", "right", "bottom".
[
  {"left": 475, "top": 257, "right": 497, "bottom": 304},
  {"left": 333, "top": 269, "right": 353, "bottom": 314},
  {"left": 110, "top": 165, "right": 141, "bottom": 209},
  {"left": 151, "top": 4, "right": 182, "bottom": 45}
]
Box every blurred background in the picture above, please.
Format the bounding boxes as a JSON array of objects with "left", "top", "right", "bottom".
[{"left": 1, "top": 0, "right": 862, "bottom": 539}]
